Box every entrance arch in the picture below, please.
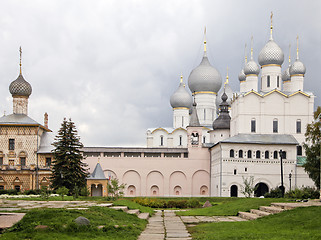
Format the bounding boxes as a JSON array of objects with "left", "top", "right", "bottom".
[
  {"left": 254, "top": 182, "right": 269, "bottom": 197},
  {"left": 230, "top": 185, "right": 238, "bottom": 197},
  {"left": 91, "top": 184, "right": 103, "bottom": 196}
]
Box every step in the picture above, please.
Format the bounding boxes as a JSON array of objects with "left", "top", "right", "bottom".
[
  {"left": 259, "top": 206, "right": 284, "bottom": 214},
  {"left": 250, "top": 209, "right": 271, "bottom": 217},
  {"left": 238, "top": 212, "right": 260, "bottom": 220},
  {"left": 110, "top": 206, "right": 128, "bottom": 212},
  {"left": 138, "top": 212, "right": 150, "bottom": 220},
  {"left": 127, "top": 209, "right": 140, "bottom": 215},
  {"left": 270, "top": 203, "right": 297, "bottom": 210}
]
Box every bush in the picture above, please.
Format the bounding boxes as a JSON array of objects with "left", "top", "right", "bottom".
[
  {"left": 80, "top": 187, "right": 90, "bottom": 196},
  {"left": 285, "top": 187, "right": 320, "bottom": 199},
  {"left": 23, "top": 189, "right": 41, "bottom": 195},
  {"left": 0, "top": 189, "right": 18, "bottom": 195},
  {"left": 132, "top": 198, "right": 201, "bottom": 209},
  {"left": 56, "top": 186, "right": 69, "bottom": 200},
  {"left": 264, "top": 187, "right": 283, "bottom": 198},
  {"left": 40, "top": 186, "right": 50, "bottom": 200}
]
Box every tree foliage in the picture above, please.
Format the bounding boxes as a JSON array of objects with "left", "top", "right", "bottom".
[
  {"left": 240, "top": 176, "right": 255, "bottom": 198},
  {"left": 303, "top": 106, "right": 321, "bottom": 189},
  {"left": 51, "top": 118, "right": 88, "bottom": 195},
  {"left": 107, "top": 178, "right": 126, "bottom": 200}
]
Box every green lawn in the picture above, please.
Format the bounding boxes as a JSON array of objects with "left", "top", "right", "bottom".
[
  {"left": 113, "top": 199, "right": 154, "bottom": 215},
  {"left": 189, "top": 206, "right": 321, "bottom": 240},
  {"left": 1, "top": 207, "right": 147, "bottom": 240},
  {"left": 177, "top": 198, "right": 290, "bottom": 216}
]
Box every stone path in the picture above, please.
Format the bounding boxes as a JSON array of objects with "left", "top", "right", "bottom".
[{"left": 0, "top": 213, "right": 25, "bottom": 230}]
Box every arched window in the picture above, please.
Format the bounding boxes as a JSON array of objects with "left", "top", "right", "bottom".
[
  {"left": 204, "top": 109, "right": 206, "bottom": 120},
  {"left": 296, "top": 120, "right": 301, "bottom": 133},
  {"left": 277, "top": 76, "right": 280, "bottom": 87},
  {"left": 160, "top": 135, "right": 164, "bottom": 146},
  {"left": 297, "top": 146, "right": 302, "bottom": 156},
  {"left": 203, "top": 136, "right": 206, "bottom": 143},
  {"left": 265, "top": 151, "right": 269, "bottom": 159},
  {"left": 256, "top": 150, "right": 261, "bottom": 159},
  {"left": 251, "top": 119, "right": 256, "bottom": 133},
  {"left": 267, "top": 75, "right": 270, "bottom": 87},
  {"left": 234, "top": 169, "right": 237, "bottom": 175},
  {"left": 239, "top": 150, "right": 243, "bottom": 158},
  {"left": 283, "top": 151, "right": 287, "bottom": 159},
  {"left": 273, "top": 119, "right": 278, "bottom": 133},
  {"left": 179, "top": 135, "right": 182, "bottom": 146},
  {"left": 247, "top": 150, "right": 252, "bottom": 159},
  {"left": 230, "top": 149, "right": 234, "bottom": 158},
  {"left": 273, "top": 151, "right": 278, "bottom": 159}
]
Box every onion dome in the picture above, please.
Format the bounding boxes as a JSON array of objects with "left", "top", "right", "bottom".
[
  {"left": 9, "top": 47, "right": 32, "bottom": 97},
  {"left": 244, "top": 38, "right": 260, "bottom": 75},
  {"left": 188, "top": 32, "right": 222, "bottom": 94},
  {"left": 289, "top": 36, "right": 306, "bottom": 76},
  {"left": 170, "top": 76, "right": 192, "bottom": 109},
  {"left": 216, "top": 70, "right": 233, "bottom": 114},
  {"left": 258, "top": 14, "right": 284, "bottom": 66},
  {"left": 238, "top": 68, "right": 246, "bottom": 81},
  {"left": 213, "top": 92, "right": 231, "bottom": 130},
  {"left": 282, "top": 67, "right": 291, "bottom": 81}
]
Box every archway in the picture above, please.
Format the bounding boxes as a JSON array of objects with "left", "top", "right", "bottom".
[
  {"left": 91, "top": 184, "right": 103, "bottom": 196},
  {"left": 151, "top": 185, "right": 159, "bottom": 196},
  {"left": 254, "top": 182, "right": 269, "bottom": 197},
  {"left": 174, "top": 185, "right": 182, "bottom": 195},
  {"left": 230, "top": 185, "right": 238, "bottom": 197},
  {"left": 127, "top": 185, "right": 136, "bottom": 196}
]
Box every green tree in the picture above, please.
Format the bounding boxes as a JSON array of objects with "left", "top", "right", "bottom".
[
  {"left": 303, "top": 106, "right": 321, "bottom": 189},
  {"left": 240, "top": 176, "right": 255, "bottom": 198},
  {"left": 51, "top": 118, "right": 88, "bottom": 195},
  {"left": 107, "top": 178, "right": 126, "bottom": 200},
  {"left": 56, "top": 186, "right": 68, "bottom": 200}
]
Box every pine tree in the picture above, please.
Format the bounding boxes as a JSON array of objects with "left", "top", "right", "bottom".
[
  {"left": 51, "top": 118, "right": 88, "bottom": 195},
  {"left": 303, "top": 106, "right": 321, "bottom": 189}
]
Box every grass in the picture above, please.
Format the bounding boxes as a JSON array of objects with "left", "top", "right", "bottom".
[
  {"left": 189, "top": 206, "right": 321, "bottom": 240},
  {"left": 113, "top": 199, "right": 154, "bottom": 215},
  {"left": 1, "top": 207, "right": 147, "bottom": 240},
  {"left": 2, "top": 196, "right": 108, "bottom": 202},
  {"left": 177, "top": 198, "right": 290, "bottom": 216}
]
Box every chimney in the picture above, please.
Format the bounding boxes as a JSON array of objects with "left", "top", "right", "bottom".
[{"left": 44, "top": 112, "right": 48, "bottom": 128}]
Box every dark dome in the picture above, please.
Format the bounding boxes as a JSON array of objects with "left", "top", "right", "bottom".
[{"left": 9, "top": 74, "right": 32, "bottom": 97}]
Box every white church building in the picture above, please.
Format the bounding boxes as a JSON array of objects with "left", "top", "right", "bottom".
[{"left": 83, "top": 18, "right": 316, "bottom": 197}]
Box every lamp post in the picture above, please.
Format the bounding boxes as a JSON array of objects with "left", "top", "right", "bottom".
[
  {"left": 289, "top": 173, "right": 292, "bottom": 192},
  {"left": 279, "top": 149, "right": 284, "bottom": 198}
]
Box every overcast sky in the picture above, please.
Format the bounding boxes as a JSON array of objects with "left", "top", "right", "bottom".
[{"left": 0, "top": 0, "right": 320, "bottom": 147}]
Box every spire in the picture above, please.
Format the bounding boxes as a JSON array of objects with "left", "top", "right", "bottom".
[
  {"left": 250, "top": 36, "right": 254, "bottom": 60},
  {"left": 203, "top": 27, "right": 207, "bottom": 53},
  {"left": 296, "top": 35, "right": 299, "bottom": 60},
  {"left": 270, "top": 11, "right": 273, "bottom": 40},
  {"left": 288, "top": 43, "right": 291, "bottom": 65},
  {"left": 225, "top": 66, "right": 229, "bottom": 86},
  {"left": 19, "top": 46, "right": 22, "bottom": 75},
  {"left": 180, "top": 74, "right": 183, "bottom": 83},
  {"left": 244, "top": 43, "right": 248, "bottom": 64}
]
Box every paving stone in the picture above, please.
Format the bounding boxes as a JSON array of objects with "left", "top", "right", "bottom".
[
  {"left": 138, "top": 212, "right": 150, "bottom": 219},
  {"left": 228, "top": 216, "right": 248, "bottom": 221},
  {"left": 127, "top": 209, "right": 140, "bottom": 215},
  {"left": 0, "top": 208, "right": 21, "bottom": 211},
  {"left": 166, "top": 232, "right": 191, "bottom": 238},
  {"left": 0, "top": 213, "right": 25, "bottom": 229},
  {"left": 96, "top": 203, "right": 113, "bottom": 207},
  {"left": 138, "top": 233, "right": 164, "bottom": 240},
  {"left": 195, "top": 216, "right": 216, "bottom": 222}
]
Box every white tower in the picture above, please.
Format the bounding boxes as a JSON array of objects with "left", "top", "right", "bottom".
[
  {"left": 188, "top": 29, "right": 222, "bottom": 127},
  {"left": 258, "top": 13, "right": 284, "bottom": 92}
]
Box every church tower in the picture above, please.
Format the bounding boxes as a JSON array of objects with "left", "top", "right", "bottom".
[
  {"left": 188, "top": 29, "right": 222, "bottom": 127},
  {"left": 258, "top": 13, "right": 284, "bottom": 92},
  {"left": 243, "top": 37, "right": 260, "bottom": 92},
  {"left": 9, "top": 47, "right": 32, "bottom": 115}
]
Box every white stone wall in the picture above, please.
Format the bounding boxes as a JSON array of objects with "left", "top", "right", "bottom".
[
  {"left": 261, "top": 65, "right": 282, "bottom": 92},
  {"left": 194, "top": 93, "right": 217, "bottom": 126},
  {"left": 173, "top": 108, "right": 190, "bottom": 129}
]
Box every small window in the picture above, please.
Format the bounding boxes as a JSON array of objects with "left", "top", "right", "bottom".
[
  {"left": 296, "top": 120, "right": 301, "bottom": 133},
  {"left": 203, "top": 136, "right": 206, "bottom": 143},
  {"left": 265, "top": 151, "right": 269, "bottom": 159},
  {"left": 277, "top": 76, "right": 280, "bottom": 87},
  {"left": 297, "top": 146, "right": 302, "bottom": 156},
  {"left": 234, "top": 169, "right": 237, "bottom": 175},
  {"left": 0, "top": 185, "right": 4, "bottom": 190},
  {"left": 239, "top": 150, "right": 243, "bottom": 158},
  {"left": 245, "top": 167, "right": 248, "bottom": 172},
  {"left": 9, "top": 139, "right": 15, "bottom": 150},
  {"left": 247, "top": 150, "right": 252, "bottom": 159},
  {"left": 46, "top": 157, "right": 52, "bottom": 167},
  {"left": 160, "top": 135, "right": 164, "bottom": 146},
  {"left": 230, "top": 149, "right": 235, "bottom": 158},
  {"left": 273, "top": 151, "right": 278, "bottom": 159},
  {"left": 14, "top": 185, "right": 20, "bottom": 192},
  {"left": 251, "top": 119, "right": 256, "bottom": 133},
  {"left": 204, "top": 109, "right": 206, "bottom": 120},
  {"left": 0, "top": 157, "right": 3, "bottom": 165},
  {"left": 179, "top": 135, "right": 182, "bottom": 146},
  {"left": 20, "top": 157, "right": 26, "bottom": 166},
  {"left": 267, "top": 75, "right": 270, "bottom": 87},
  {"left": 273, "top": 119, "right": 278, "bottom": 133},
  {"left": 256, "top": 150, "right": 261, "bottom": 159},
  {"left": 182, "top": 117, "right": 184, "bottom": 127},
  {"left": 282, "top": 151, "right": 287, "bottom": 159}
]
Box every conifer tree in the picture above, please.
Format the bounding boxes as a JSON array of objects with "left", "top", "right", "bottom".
[{"left": 51, "top": 118, "right": 88, "bottom": 195}]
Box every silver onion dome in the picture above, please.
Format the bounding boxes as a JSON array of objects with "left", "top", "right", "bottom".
[
  {"left": 289, "top": 59, "right": 306, "bottom": 76},
  {"left": 238, "top": 68, "right": 246, "bottom": 81},
  {"left": 216, "top": 83, "right": 233, "bottom": 114},
  {"left": 282, "top": 67, "right": 290, "bottom": 81},
  {"left": 170, "top": 81, "right": 192, "bottom": 109},
  {"left": 188, "top": 52, "right": 222, "bottom": 93},
  {"left": 244, "top": 60, "right": 260, "bottom": 75},
  {"left": 258, "top": 39, "right": 284, "bottom": 66},
  {"left": 9, "top": 74, "right": 32, "bottom": 97}
]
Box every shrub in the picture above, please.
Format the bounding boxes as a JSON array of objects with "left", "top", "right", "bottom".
[
  {"left": 40, "top": 186, "right": 50, "bottom": 200},
  {"left": 132, "top": 198, "right": 201, "bottom": 209},
  {"left": 56, "top": 186, "right": 69, "bottom": 200},
  {"left": 285, "top": 187, "right": 320, "bottom": 199},
  {"left": 80, "top": 187, "right": 90, "bottom": 196},
  {"left": 0, "top": 189, "right": 18, "bottom": 195},
  {"left": 264, "top": 187, "right": 283, "bottom": 198}
]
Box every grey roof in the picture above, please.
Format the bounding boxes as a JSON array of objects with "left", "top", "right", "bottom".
[
  {"left": 189, "top": 102, "right": 200, "bottom": 127},
  {"left": 38, "top": 132, "right": 55, "bottom": 153},
  {"left": 258, "top": 39, "right": 284, "bottom": 66},
  {"left": 82, "top": 147, "right": 188, "bottom": 153},
  {"left": 188, "top": 51, "right": 222, "bottom": 93},
  {"left": 244, "top": 59, "right": 260, "bottom": 76},
  {"left": 282, "top": 66, "right": 291, "bottom": 81},
  {"left": 170, "top": 82, "right": 192, "bottom": 109},
  {"left": 289, "top": 59, "right": 306, "bottom": 76},
  {"left": 0, "top": 113, "right": 40, "bottom": 125},
  {"left": 238, "top": 68, "right": 246, "bottom": 81},
  {"left": 9, "top": 74, "right": 32, "bottom": 97},
  {"left": 87, "top": 162, "right": 107, "bottom": 180},
  {"left": 221, "top": 134, "right": 298, "bottom": 145}
]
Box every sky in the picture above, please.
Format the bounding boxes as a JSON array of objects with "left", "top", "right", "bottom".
[{"left": 0, "top": 0, "right": 320, "bottom": 147}]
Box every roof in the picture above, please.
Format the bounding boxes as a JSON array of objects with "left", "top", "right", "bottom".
[
  {"left": 87, "top": 162, "right": 107, "bottom": 180},
  {"left": 220, "top": 134, "right": 298, "bottom": 145},
  {"left": 38, "top": 132, "right": 55, "bottom": 153},
  {"left": 0, "top": 113, "right": 51, "bottom": 131},
  {"left": 82, "top": 147, "right": 188, "bottom": 153}
]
